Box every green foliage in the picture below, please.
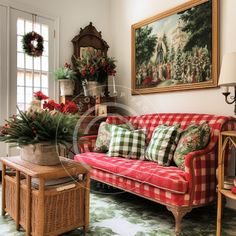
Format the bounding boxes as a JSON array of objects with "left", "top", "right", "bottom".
[
  {"left": 175, "top": 45, "right": 184, "bottom": 80},
  {"left": 162, "top": 33, "right": 169, "bottom": 63},
  {"left": 135, "top": 26, "right": 157, "bottom": 66},
  {"left": 179, "top": 0, "right": 212, "bottom": 53},
  {"left": 0, "top": 107, "right": 80, "bottom": 147},
  {"left": 54, "top": 67, "right": 77, "bottom": 80},
  {"left": 169, "top": 45, "right": 175, "bottom": 62}
]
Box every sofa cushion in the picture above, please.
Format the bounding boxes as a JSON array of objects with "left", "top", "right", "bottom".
[
  {"left": 94, "top": 122, "right": 132, "bottom": 152},
  {"left": 107, "top": 126, "right": 146, "bottom": 159},
  {"left": 74, "top": 152, "right": 188, "bottom": 194},
  {"left": 174, "top": 121, "right": 211, "bottom": 170},
  {"left": 145, "top": 124, "right": 182, "bottom": 166}
]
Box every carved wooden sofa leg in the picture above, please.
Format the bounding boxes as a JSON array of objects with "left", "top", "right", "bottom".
[{"left": 167, "top": 206, "right": 192, "bottom": 235}]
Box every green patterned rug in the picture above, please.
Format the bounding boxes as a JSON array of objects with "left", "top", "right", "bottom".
[{"left": 0, "top": 182, "right": 236, "bottom": 236}]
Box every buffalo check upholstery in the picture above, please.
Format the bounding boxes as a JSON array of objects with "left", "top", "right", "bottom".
[{"left": 75, "top": 113, "right": 236, "bottom": 211}]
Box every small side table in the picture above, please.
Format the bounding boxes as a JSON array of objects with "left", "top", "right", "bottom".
[
  {"left": 1, "top": 156, "right": 90, "bottom": 236},
  {"left": 216, "top": 131, "right": 236, "bottom": 236}
]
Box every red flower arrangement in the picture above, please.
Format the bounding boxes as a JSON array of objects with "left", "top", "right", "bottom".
[
  {"left": 74, "top": 51, "right": 116, "bottom": 83},
  {"left": 43, "top": 100, "right": 78, "bottom": 114},
  {"left": 33, "top": 91, "right": 49, "bottom": 101},
  {"left": 32, "top": 90, "right": 78, "bottom": 114}
]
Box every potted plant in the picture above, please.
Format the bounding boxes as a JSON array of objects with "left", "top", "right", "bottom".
[
  {"left": 54, "top": 63, "right": 77, "bottom": 96},
  {"left": 0, "top": 91, "right": 80, "bottom": 166},
  {"left": 74, "top": 51, "right": 116, "bottom": 96}
]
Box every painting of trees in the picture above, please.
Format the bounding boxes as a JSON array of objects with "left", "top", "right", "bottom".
[{"left": 131, "top": 0, "right": 218, "bottom": 94}]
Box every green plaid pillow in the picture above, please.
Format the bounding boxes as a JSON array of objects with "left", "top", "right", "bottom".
[
  {"left": 107, "top": 126, "right": 146, "bottom": 159},
  {"left": 94, "top": 122, "right": 132, "bottom": 152},
  {"left": 145, "top": 124, "right": 182, "bottom": 166}
]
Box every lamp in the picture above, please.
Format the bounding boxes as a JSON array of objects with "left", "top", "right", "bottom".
[{"left": 219, "top": 52, "right": 236, "bottom": 114}]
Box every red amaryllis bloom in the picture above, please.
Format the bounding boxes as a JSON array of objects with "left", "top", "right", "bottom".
[
  {"left": 43, "top": 100, "right": 58, "bottom": 111},
  {"left": 62, "top": 101, "right": 78, "bottom": 114},
  {"left": 34, "top": 91, "right": 49, "bottom": 101},
  {"left": 43, "top": 99, "right": 78, "bottom": 114}
]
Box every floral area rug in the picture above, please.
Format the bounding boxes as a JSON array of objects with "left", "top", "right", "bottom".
[{"left": 0, "top": 182, "right": 236, "bottom": 236}]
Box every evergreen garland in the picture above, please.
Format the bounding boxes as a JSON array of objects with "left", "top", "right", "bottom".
[
  {"left": 22, "top": 31, "right": 44, "bottom": 57},
  {"left": 0, "top": 107, "right": 80, "bottom": 147}
]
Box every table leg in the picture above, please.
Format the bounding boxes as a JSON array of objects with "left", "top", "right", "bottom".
[
  {"left": 1, "top": 163, "right": 6, "bottom": 216},
  {"left": 16, "top": 170, "right": 20, "bottom": 230},
  {"left": 84, "top": 173, "right": 90, "bottom": 233},
  {"left": 37, "top": 178, "right": 45, "bottom": 236},
  {"left": 216, "top": 191, "right": 222, "bottom": 236},
  {"left": 26, "top": 175, "right": 31, "bottom": 236}
]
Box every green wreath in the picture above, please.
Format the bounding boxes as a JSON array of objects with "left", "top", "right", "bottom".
[{"left": 22, "top": 31, "right": 44, "bottom": 57}]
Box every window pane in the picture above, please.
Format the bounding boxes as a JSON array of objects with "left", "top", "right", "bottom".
[
  {"left": 25, "top": 21, "right": 32, "bottom": 33},
  {"left": 17, "top": 36, "right": 23, "bottom": 52},
  {"left": 26, "top": 55, "right": 33, "bottom": 69},
  {"left": 17, "top": 87, "right": 25, "bottom": 103},
  {"left": 42, "top": 25, "right": 48, "bottom": 41},
  {"left": 43, "top": 41, "right": 48, "bottom": 56},
  {"left": 34, "top": 57, "right": 41, "bottom": 70},
  {"left": 42, "top": 56, "right": 48, "bottom": 71},
  {"left": 25, "top": 104, "right": 31, "bottom": 111},
  {"left": 17, "top": 19, "right": 24, "bottom": 35},
  {"left": 16, "top": 20, "right": 50, "bottom": 111},
  {"left": 17, "top": 71, "right": 24, "bottom": 86},
  {"left": 26, "top": 87, "right": 33, "bottom": 103},
  {"left": 42, "top": 74, "right": 48, "bottom": 88},
  {"left": 33, "top": 87, "right": 41, "bottom": 92},
  {"left": 34, "top": 23, "right": 40, "bottom": 34},
  {"left": 26, "top": 72, "right": 33, "bottom": 87},
  {"left": 34, "top": 73, "right": 41, "bottom": 87},
  {"left": 17, "top": 53, "right": 24, "bottom": 68},
  {"left": 17, "top": 103, "right": 25, "bottom": 111},
  {"left": 42, "top": 88, "right": 48, "bottom": 96}
]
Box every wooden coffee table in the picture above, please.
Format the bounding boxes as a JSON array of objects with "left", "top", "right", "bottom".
[{"left": 1, "top": 156, "right": 90, "bottom": 236}]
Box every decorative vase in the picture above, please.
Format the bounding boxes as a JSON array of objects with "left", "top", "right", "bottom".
[
  {"left": 20, "top": 143, "right": 61, "bottom": 166},
  {"left": 59, "top": 79, "right": 75, "bottom": 96},
  {"left": 87, "top": 81, "right": 102, "bottom": 97}
]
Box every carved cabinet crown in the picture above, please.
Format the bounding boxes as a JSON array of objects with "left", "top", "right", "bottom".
[{"left": 71, "top": 22, "right": 109, "bottom": 58}]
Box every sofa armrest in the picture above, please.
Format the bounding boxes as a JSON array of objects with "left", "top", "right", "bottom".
[
  {"left": 78, "top": 135, "right": 97, "bottom": 153},
  {"left": 184, "top": 147, "right": 217, "bottom": 205}
]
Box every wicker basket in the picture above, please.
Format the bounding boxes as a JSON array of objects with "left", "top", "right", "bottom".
[
  {"left": 5, "top": 175, "right": 86, "bottom": 236},
  {"left": 20, "top": 143, "right": 60, "bottom": 166}
]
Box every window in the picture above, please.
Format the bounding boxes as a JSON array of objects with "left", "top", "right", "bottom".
[{"left": 16, "top": 18, "right": 49, "bottom": 111}]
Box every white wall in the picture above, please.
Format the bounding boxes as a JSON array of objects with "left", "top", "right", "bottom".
[
  {"left": 9, "top": 0, "right": 112, "bottom": 66},
  {"left": 110, "top": 0, "right": 236, "bottom": 117}
]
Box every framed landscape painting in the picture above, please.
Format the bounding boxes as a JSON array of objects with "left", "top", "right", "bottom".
[{"left": 131, "top": 0, "right": 219, "bottom": 95}]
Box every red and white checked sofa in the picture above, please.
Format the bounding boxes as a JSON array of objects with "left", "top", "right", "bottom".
[{"left": 74, "top": 113, "right": 236, "bottom": 235}]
